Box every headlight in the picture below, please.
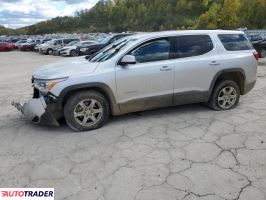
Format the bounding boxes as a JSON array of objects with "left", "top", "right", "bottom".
[{"left": 33, "top": 77, "right": 68, "bottom": 93}]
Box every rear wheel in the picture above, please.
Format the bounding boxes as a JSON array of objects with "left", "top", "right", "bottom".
[
  {"left": 259, "top": 48, "right": 266, "bottom": 58},
  {"left": 64, "top": 91, "right": 110, "bottom": 131},
  {"left": 208, "top": 80, "right": 240, "bottom": 111}
]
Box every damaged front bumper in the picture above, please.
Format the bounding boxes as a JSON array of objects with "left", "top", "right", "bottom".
[{"left": 12, "top": 96, "right": 59, "bottom": 126}]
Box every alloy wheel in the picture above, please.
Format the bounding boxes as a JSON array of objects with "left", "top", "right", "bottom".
[
  {"left": 217, "top": 86, "right": 237, "bottom": 109},
  {"left": 73, "top": 98, "right": 103, "bottom": 127}
]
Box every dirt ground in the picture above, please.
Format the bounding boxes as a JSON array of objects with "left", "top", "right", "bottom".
[{"left": 0, "top": 51, "right": 266, "bottom": 200}]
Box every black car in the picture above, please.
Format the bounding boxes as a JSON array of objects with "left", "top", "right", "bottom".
[
  {"left": 247, "top": 34, "right": 266, "bottom": 58},
  {"left": 76, "top": 33, "right": 134, "bottom": 56}
]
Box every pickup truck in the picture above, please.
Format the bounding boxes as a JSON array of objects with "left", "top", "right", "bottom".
[{"left": 247, "top": 34, "right": 266, "bottom": 58}]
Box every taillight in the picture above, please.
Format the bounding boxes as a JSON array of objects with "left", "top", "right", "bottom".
[{"left": 253, "top": 51, "right": 259, "bottom": 61}]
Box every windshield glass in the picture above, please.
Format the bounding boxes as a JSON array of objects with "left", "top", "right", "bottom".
[
  {"left": 100, "top": 36, "right": 111, "bottom": 44},
  {"left": 90, "top": 37, "right": 136, "bottom": 63},
  {"left": 66, "top": 41, "right": 79, "bottom": 46},
  {"left": 46, "top": 40, "right": 55, "bottom": 44}
]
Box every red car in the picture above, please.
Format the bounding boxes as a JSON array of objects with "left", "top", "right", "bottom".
[{"left": 0, "top": 42, "right": 15, "bottom": 52}]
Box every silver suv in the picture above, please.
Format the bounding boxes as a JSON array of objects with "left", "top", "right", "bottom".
[
  {"left": 13, "top": 30, "right": 258, "bottom": 131},
  {"left": 39, "top": 38, "right": 80, "bottom": 55}
]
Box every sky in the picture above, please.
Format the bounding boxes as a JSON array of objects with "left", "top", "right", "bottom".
[{"left": 0, "top": 0, "right": 99, "bottom": 29}]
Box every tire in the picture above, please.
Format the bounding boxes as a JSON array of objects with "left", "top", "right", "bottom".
[
  {"left": 64, "top": 90, "right": 110, "bottom": 132},
  {"left": 47, "top": 49, "right": 53, "bottom": 55},
  {"left": 70, "top": 50, "right": 76, "bottom": 57},
  {"left": 208, "top": 80, "right": 240, "bottom": 111},
  {"left": 259, "top": 48, "right": 266, "bottom": 58}
]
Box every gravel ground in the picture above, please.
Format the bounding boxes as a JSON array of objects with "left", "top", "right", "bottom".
[{"left": 0, "top": 51, "right": 266, "bottom": 200}]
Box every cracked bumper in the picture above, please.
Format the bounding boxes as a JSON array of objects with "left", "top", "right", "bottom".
[{"left": 12, "top": 97, "right": 59, "bottom": 126}]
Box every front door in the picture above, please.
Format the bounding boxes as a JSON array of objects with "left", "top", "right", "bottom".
[{"left": 115, "top": 38, "right": 175, "bottom": 113}]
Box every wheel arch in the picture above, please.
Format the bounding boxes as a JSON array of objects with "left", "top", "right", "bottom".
[
  {"left": 209, "top": 68, "right": 246, "bottom": 97},
  {"left": 58, "top": 83, "right": 120, "bottom": 115}
]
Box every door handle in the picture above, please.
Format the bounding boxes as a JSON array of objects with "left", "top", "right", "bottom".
[
  {"left": 160, "top": 66, "right": 172, "bottom": 71},
  {"left": 209, "top": 61, "right": 220, "bottom": 66}
]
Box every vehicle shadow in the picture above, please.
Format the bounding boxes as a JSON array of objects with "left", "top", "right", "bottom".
[{"left": 4, "top": 103, "right": 210, "bottom": 134}]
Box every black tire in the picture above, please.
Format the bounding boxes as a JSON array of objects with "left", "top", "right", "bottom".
[
  {"left": 46, "top": 49, "right": 53, "bottom": 55},
  {"left": 259, "top": 48, "right": 266, "bottom": 58},
  {"left": 208, "top": 80, "right": 240, "bottom": 111},
  {"left": 64, "top": 90, "right": 110, "bottom": 132},
  {"left": 70, "top": 50, "right": 76, "bottom": 57}
]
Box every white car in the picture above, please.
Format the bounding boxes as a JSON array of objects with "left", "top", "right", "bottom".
[
  {"left": 60, "top": 40, "right": 99, "bottom": 57},
  {"left": 13, "top": 30, "right": 258, "bottom": 131}
]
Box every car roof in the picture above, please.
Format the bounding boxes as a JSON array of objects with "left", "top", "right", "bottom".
[{"left": 129, "top": 30, "right": 245, "bottom": 40}]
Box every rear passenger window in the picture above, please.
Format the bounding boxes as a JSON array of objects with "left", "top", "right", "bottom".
[
  {"left": 175, "top": 35, "right": 213, "bottom": 58},
  {"left": 218, "top": 34, "right": 253, "bottom": 51}
]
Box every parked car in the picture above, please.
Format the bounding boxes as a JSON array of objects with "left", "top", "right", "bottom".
[
  {"left": 34, "top": 39, "right": 51, "bottom": 51},
  {"left": 53, "top": 40, "right": 80, "bottom": 56},
  {"left": 12, "top": 30, "right": 258, "bottom": 131},
  {"left": 60, "top": 40, "right": 98, "bottom": 56},
  {"left": 14, "top": 40, "right": 27, "bottom": 49},
  {"left": 247, "top": 34, "right": 266, "bottom": 58},
  {"left": 76, "top": 33, "right": 134, "bottom": 56},
  {"left": 39, "top": 38, "right": 80, "bottom": 55},
  {"left": 19, "top": 39, "right": 41, "bottom": 51},
  {"left": 0, "top": 42, "right": 15, "bottom": 51}
]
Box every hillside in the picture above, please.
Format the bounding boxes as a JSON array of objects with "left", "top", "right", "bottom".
[{"left": 1, "top": 0, "right": 266, "bottom": 35}]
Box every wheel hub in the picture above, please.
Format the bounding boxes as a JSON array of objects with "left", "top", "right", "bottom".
[
  {"left": 73, "top": 98, "right": 103, "bottom": 127},
  {"left": 217, "top": 86, "right": 237, "bottom": 109}
]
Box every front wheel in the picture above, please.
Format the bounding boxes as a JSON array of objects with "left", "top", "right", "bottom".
[
  {"left": 47, "top": 49, "right": 53, "bottom": 55},
  {"left": 64, "top": 91, "right": 110, "bottom": 132},
  {"left": 70, "top": 50, "right": 76, "bottom": 57},
  {"left": 208, "top": 80, "right": 240, "bottom": 111}
]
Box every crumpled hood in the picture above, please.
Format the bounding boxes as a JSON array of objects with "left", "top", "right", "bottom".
[{"left": 33, "top": 57, "right": 99, "bottom": 79}]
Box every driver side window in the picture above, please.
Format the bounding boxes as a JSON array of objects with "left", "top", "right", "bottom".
[
  {"left": 129, "top": 38, "right": 170, "bottom": 63},
  {"left": 54, "top": 40, "right": 62, "bottom": 45}
]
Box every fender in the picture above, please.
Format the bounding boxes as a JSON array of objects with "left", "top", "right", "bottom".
[
  {"left": 57, "top": 83, "right": 121, "bottom": 115},
  {"left": 208, "top": 68, "right": 246, "bottom": 97}
]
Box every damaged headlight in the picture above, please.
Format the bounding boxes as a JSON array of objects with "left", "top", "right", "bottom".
[{"left": 33, "top": 77, "right": 68, "bottom": 93}]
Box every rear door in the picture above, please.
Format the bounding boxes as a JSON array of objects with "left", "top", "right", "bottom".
[{"left": 173, "top": 34, "right": 218, "bottom": 104}]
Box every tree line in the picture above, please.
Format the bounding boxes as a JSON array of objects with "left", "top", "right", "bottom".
[{"left": 1, "top": 0, "right": 266, "bottom": 35}]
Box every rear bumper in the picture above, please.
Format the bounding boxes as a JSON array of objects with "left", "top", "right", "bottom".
[
  {"left": 243, "top": 80, "right": 256, "bottom": 95},
  {"left": 12, "top": 97, "right": 59, "bottom": 126}
]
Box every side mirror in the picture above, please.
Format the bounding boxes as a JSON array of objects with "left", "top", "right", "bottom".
[{"left": 119, "top": 55, "right": 136, "bottom": 66}]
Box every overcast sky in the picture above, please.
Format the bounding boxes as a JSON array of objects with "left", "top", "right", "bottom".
[{"left": 0, "top": 0, "right": 99, "bottom": 28}]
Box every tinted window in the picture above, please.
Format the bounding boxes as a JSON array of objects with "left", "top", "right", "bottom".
[
  {"left": 54, "top": 40, "right": 62, "bottom": 45},
  {"left": 175, "top": 35, "right": 213, "bottom": 58},
  {"left": 218, "top": 34, "right": 253, "bottom": 51},
  {"left": 129, "top": 39, "right": 170, "bottom": 63},
  {"left": 64, "top": 39, "right": 79, "bottom": 44}
]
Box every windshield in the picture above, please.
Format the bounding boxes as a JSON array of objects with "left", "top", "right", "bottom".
[
  {"left": 46, "top": 40, "right": 55, "bottom": 44},
  {"left": 90, "top": 38, "right": 136, "bottom": 63},
  {"left": 100, "top": 36, "right": 111, "bottom": 44},
  {"left": 66, "top": 41, "right": 79, "bottom": 46}
]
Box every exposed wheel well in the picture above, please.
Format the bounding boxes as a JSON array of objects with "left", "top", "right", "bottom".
[
  {"left": 214, "top": 71, "right": 245, "bottom": 95},
  {"left": 61, "top": 87, "right": 113, "bottom": 113}
]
